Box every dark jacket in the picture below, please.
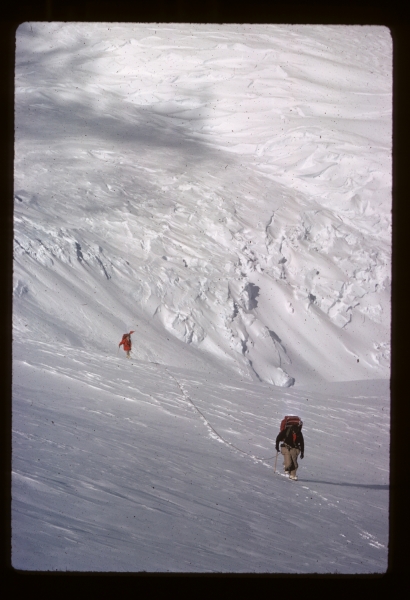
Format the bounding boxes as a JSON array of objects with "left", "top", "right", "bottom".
[{"left": 276, "top": 427, "right": 304, "bottom": 454}]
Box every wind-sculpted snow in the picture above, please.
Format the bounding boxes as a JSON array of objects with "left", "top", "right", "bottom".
[
  {"left": 14, "top": 23, "right": 391, "bottom": 386},
  {"left": 13, "top": 23, "right": 391, "bottom": 572}
]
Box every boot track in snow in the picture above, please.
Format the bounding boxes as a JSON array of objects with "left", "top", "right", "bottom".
[{"left": 150, "top": 361, "right": 279, "bottom": 467}]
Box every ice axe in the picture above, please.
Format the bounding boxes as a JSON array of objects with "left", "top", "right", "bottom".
[{"left": 274, "top": 450, "right": 278, "bottom": 473}]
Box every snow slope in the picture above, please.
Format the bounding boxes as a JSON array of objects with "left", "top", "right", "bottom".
[
  {"left": 13, "top": 23, "right": 391, "bottom": 572},
  {"left": 13, "top": 340, "right": 389, "bottom": 573}
]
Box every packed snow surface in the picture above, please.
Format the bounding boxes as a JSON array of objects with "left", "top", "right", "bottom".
[{"left": 13, "top": 23, "right": 391, "bottom": 572}]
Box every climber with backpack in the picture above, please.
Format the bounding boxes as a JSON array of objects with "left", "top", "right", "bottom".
[
  {"left": 119, "top": 331, "right": 135, "bottom": 358},
  {"left": 275, "top": 416, "right": 304, "bottom": 481}
]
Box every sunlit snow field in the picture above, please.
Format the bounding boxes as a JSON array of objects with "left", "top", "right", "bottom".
[{"left": 13, "top": 23, "right": 391, "bottom": 573}]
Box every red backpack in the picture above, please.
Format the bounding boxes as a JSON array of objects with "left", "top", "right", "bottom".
[
  {"left": 280, "top": 415, "right": 303, "bottom": 431},
  {"left": 280, "top": 416, "right": 303, "bottom": 445}
]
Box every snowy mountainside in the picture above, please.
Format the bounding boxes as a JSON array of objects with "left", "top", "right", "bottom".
[
  {"left": 12, "top": 22, "right": 391, "bottom": 575},
  {"left": 13, "top": 23, "right": 391, "bottom": 388}
]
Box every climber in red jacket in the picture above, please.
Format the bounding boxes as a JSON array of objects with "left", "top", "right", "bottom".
[{"left": 119, "top": 331, "right": 134, "bottom": 358}]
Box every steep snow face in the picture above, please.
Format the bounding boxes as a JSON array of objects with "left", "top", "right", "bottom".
[{"left": 14, "top": 23, "right": 391, "bottom": 387}]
